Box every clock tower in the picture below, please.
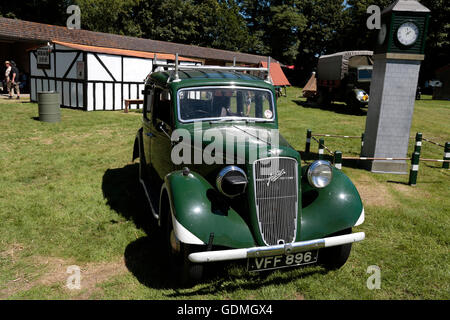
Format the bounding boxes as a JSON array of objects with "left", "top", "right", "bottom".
[{"left": 362, "top": 0, "right": 431, "bottom": 173}]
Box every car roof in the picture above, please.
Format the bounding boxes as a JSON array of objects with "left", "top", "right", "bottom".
[{"left": 148, "top": 69, "right": 274, "bottom": 90}]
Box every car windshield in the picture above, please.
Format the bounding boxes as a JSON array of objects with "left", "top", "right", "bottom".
[{"left": 178, "top": 87, "right": 274, "bottom": 122}]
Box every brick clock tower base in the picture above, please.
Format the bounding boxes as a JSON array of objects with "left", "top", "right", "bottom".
[{"left": 362, "top": 54, "right": 422, "bottom": 174}]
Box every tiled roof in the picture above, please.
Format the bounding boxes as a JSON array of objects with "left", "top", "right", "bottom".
[
  {"left": 0, "top": 17, "right": 271, "bottom": 65},
  {"left": 52, "top": 40, "right": 201, "bottom": 62}
]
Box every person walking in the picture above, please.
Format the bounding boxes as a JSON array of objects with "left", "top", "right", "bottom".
[
  {"left": 4, "top": 61, "right": 12, "bottom": 96},
  {"left": 7, "top": 61, "right": 20, "bottom": 99}
]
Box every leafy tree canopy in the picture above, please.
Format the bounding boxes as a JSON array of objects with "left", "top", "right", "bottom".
[{"left": 1, "top": 0, "right": 447, "bottom": 83}]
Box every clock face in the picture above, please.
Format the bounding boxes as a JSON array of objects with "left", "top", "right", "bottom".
[
  {"left": 378, "top": 24, "right": 387, "bottom": 45},
  {"left": 397, "top": 22, "right": 419, "bottom": 46}
]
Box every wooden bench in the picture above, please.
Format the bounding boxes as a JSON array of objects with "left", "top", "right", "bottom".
[{"left": 124, "top": 99, "right": 144, "bottom": 113}]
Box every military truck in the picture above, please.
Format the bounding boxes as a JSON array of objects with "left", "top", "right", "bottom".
[{"left": 304, "top": 51, "right": 373, "bottom": 109}]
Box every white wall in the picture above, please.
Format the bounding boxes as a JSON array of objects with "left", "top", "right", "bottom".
[
  {"left": 87, "top": 53, "right": 122, "bottom": 81},
  {"left": 123, "top": 57, "right": 153, "bottom": 82},
  {"left": 55, "top": 51, "right": 81, "bottom": 79},
  {"left": 30, "top": 46, "right": 83, "bottom": 108},
  {"left": 85, "top": 54, "right": 153, "bottom": 111}
]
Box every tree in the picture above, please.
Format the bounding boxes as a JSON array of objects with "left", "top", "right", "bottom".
[
  {"left": 342, "top": 0, "right": 392, "bottom": 51},
  {"left": 0, "top": 0, "right": 71, "bottom": 26},
  {"left": 74, "top": 0, "right": 143, "bottom": 37},
  {"left": 294, "top": 0, "right": 350, "bottom": 84},
  {"left": 418, "top": 0, "right": 450, "bottom": 82},
  {"left": 239, "top": 0, "right": 307, "bottom": 64},
  {"left": 3, "top": 0, "right": 445, "bottom": 86},
  {"left": 133, "top": 0, "right": 254, "bottom": 52},
  {"left": 195, "top": 0, "right": 257, "bottom": 52}
]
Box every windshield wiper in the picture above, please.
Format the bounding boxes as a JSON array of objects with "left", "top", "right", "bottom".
[
  {"left": 232, "top": 125, "right": 272, "bottom": 146},
  {"left": 209, "top": 118, "right": 245, "bottom": 124}
]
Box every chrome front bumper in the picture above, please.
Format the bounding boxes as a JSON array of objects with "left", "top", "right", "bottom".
[{"left": 188, "top": 232, "right": 365, "bottom": 263}]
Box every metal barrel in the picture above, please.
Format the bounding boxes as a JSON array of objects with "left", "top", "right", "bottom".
[{"left": 38, "top": 91, "right": 61, "bottom": 123}]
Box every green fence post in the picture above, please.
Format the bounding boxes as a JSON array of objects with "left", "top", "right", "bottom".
[
  {"left": 408, "top": 152, "right": 420, "bottom": 186},
  {"left": 442, "top": 142, "right": 450, "bottom": 169},
  {"left": 443, "top": 142, "right": 450, "bottom": 169},
  {"left": 305, "top": 129, "right": 312, "bottom": 153},
  {"left": 414, "top": 132, "right": 422, "bottom": 154},
  {"left": 318, "top": 138, "right": 325, "bottom": 160},
  {"left": 360, "top": 133, "right": 365, "bottom": 155},
  {"left": 334, "top": 150, "right": 342, "bottom": 170}
]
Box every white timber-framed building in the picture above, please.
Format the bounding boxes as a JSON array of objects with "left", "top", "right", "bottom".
[
  {"left": 29, "top": 41, "right": 199, "bottom": 111},
  {"left": 0, "top": 17, "right": 284, "bottom": 111}
]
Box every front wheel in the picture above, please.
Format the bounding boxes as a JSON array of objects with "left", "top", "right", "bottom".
[
  {"left": 319, "top": 228, "right": 353, "bottom": 270},
  {"left": 165, "top": 209, "right": 204, "bottom": 286}
]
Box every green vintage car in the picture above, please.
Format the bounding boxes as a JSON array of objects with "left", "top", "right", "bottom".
[{"left": 133, "top": 62, "right": 365, "bottom": 283}]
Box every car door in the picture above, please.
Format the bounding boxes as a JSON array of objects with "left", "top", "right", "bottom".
[
  {"left": 150, "top": 87, "right": 174, "bottom": 181},
  {"left": 142, "top": 83, "right": 154, "bottom": 177}
]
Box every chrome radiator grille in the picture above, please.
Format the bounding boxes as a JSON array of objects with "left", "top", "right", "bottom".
[{"left": 253, "top": 157, "right": 298, "bottom": 246}]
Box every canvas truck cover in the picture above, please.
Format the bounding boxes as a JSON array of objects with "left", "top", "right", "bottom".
[{"left": 317, "top": 51, "right": 373, "bottom": 81}]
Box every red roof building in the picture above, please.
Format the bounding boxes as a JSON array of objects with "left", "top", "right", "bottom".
[{"left": 259, "top": 61, "right": 291, "bottom": 87}]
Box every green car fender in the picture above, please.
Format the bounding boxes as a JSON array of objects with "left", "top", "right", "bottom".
[
  {"left": 161, "top": 170, "right": 256, "bottom": 248},
  {"left": 299, "top": 167, "right": 364, "bottom": 241}
]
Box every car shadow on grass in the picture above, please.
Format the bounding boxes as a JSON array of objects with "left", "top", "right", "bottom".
[
  {"left": 293, "top": 100, "right": 367, "bottom": 116},
  {"left": 123, "top": 235, "right": 328, "bottom": 296},
  {"left": 102, "top": 163, "right": 329, "bottom": 294},
  {"left": 102, "top": 163, "right": 155, "bottom": 235},
  {"left": 164, "top": 266, "right": 327, "bottom": 298},
  {"left": 102, "top": 163, "right": 189, "bottom": 289}
]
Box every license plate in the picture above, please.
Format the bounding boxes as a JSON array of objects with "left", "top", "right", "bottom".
[{"left": 247, "top": 250, "right": 319, "bottom": 272}]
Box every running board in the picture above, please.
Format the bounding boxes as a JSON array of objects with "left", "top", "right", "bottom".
[{"left": 139, "top": 178, "right": 159, "bottom": 220}]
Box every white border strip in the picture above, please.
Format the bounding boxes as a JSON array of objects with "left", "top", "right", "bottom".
[
  {"left": 171, "top": 212, "right": 205, "bottom": 245},
  {"left": 354, "top": 208, "right": 365, "bottom": 226}
]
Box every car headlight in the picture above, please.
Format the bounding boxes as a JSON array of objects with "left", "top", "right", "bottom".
[
  {"left": 355, "top": 89, "right": 369, "bottom": 102},
  {"left": 307, "top": 160, "right": 333, "bottom": 188},
  {"left": 216, "top": 166, "right": 248, "bottom": 197}
]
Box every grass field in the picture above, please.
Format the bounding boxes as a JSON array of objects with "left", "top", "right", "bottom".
[{"left": 0, "top": 89, "right": 448, "bottom": 300}]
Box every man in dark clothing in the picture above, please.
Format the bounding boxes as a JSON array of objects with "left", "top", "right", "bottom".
[{"left": 8, "top": 63, "right": 20, "bottom": 99}]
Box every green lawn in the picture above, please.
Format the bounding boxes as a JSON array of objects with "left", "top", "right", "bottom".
[{"left": 0, "top": 90, "right": 448, "bottom": 299}]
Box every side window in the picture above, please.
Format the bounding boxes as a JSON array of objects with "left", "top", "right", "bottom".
[
  {"left": 143, "top": 86, "right": 153, "bottom": 121},
  {"left": 152, "top": 88, "right": 172, "bottom": 126}
]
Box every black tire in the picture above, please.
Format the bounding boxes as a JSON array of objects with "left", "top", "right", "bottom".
[
  {"left": 180, "top": 243, "right": 204, "bottom": 284},
  {"left": 346, "top": 97, "right": 362, "bottom": 110},
  {"left": 320, "top": 228, "right": 353, "bottom": 270},
  {"left": 317, "top": 90, "right": 331, "bottom": 107},
  {"left": 165, "top": 207, "right": 204, "bottom": 286}
]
